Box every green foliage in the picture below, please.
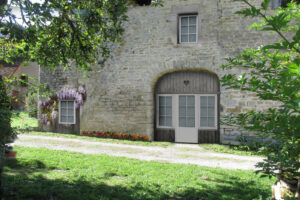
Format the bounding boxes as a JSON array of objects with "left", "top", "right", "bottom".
[
  {"left": 3, "top": 146, "right": 275, "bottom": 200},
  {"left": 221, "top": 0, "right": 300, "bottom": 188},
  {"left": 0, "top": 75, "right": 15, "bottom": 149},
  {"left": 25, "top": 92, "right": 38, "bottom": 118},
  {"left": 0, "top": 0, "right": 128, "bottom": 70}
]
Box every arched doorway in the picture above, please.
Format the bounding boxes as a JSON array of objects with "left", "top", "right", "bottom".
[{"left": 154, "top": 70, "right": 220, "bottom": 144}]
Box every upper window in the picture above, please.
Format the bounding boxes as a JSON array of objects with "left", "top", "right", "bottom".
[
  {"left": 179, "top": 15, "right": 198, "bottom": 44},
  {"left": 158, "top": 96, "right": 172, "bottom": 127},
  {"left": 59, "top": 100, "right": 76, "bottom": 124}
]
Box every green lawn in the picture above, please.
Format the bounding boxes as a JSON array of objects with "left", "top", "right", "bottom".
[
  {"left": 11, "top": 111, "right": 38, "bottom": 132},
  {"left": 199, "top": 144, "right": 264, "bottom": 156},
  {"left": 3, "top": 146, "right": 274, "bottom": 200}
]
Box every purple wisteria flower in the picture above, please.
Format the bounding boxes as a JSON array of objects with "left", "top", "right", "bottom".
[
  {"left": 51, "top": 109, "right": 57, "bottom": 120},
  {"left": 58, "top": 87, "right": 85, "bottom": 108},
  {"left": 42, "top": 114, "right": 48, "bottom": 124}
]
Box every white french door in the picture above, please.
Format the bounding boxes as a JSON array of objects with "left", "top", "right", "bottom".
[
  {"left": 175, "top": 95, "right": 198, "bottom": 143},
  {"left": 157, "top": 94, "right": 217, "bottom": 144}
]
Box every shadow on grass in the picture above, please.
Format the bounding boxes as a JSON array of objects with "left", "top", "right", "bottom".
[{"left": 3, "top": 160, "right": 272, "bottom": 200}]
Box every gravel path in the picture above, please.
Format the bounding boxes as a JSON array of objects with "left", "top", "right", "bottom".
[{"left": 13, "top": 134, "right": 264, "bottom": 170}]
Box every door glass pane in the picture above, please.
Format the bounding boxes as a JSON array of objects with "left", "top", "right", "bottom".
[
  {"left": 159, "top": 117, "right": 165, "bottom": 126},
  {"left": 166, "top": 106, "right": 172, "bottom": 116},
  {"left": 166, "top": 117, "right": 172, "bottom": 127},
  {"left": 158, "top": 96, "right": 172, "bottom": 127},
  {"left": 208, "top": 117, "right": 215, "bottom": 127},
  {"left": 200, "top": 117, "right": 208, "bottom": 127},
  {"left": 208, "top": 96, "right": 215, "bottom": 106},
  {"left": 179, "top": 117, "right": 186, "bottom": 127},
  {"left": 200, "top": 96, "right": 216, "bottom": 128},
  {"left": 159, "top": 96, "right": 165, "bottom": 105},
  {"left": 187, "top": 96, "right": 195, "bottom": 106},
  {"left": 208, "top": 107, "right": 215, "bottom": 117},
  {"left": 200, "top": 107, "right": 207, "bottom": 117},
  {"left": 179, "top": 96, "right": 186, "bottom": 106},
  {"left": 179, "top": 107, "right": 186, "bottom": 116},
  {"left": 166, "top": 96, "right": 172, "bottom": 106},
  {"left": 187, "top": 106, "right": 195, "bottom": 117},
  {"left": 179, "top": 96, "right": 195, "bottom": 128},
  {"left": 200, "top": 96, "right": 207, "bottom": 106},
  {"left": 159, "top": 106, "right": 166, "bottom": 115},
  {"left": 186, "top": 117, "right": 195, "bottom": 127}
]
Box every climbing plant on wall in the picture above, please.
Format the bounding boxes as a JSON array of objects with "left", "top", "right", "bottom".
[{"left": 40, "top": 87, "right": 87, "bottom": 125}]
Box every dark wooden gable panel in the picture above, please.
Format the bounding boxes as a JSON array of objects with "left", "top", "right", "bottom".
[{"left": 156, "top": 71, "right": 219, "bottom": 94}]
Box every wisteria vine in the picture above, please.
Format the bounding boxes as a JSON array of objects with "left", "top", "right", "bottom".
[{"left": 40, "top": 86, "right": 87, "bottom": 125}]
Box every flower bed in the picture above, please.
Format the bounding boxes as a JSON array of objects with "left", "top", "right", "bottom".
[{"left": 81, "top": 131, "right": 149, "bottom": 141}]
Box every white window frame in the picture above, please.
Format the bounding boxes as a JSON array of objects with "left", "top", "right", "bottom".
[
  {"left": 59, "top": 100, "right": 76, "bottom": 125},
  {"left": 179, "top": 15, "right": 198, "bottom": 44},
  {"left": 156, "top": 94, "right": 174, "bottom": 128},
  {"left": 198, "top": 94, "right": 218, "bottom": 130}
]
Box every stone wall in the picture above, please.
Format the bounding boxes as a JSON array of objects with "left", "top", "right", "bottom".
[{"left": 40, "top": 0, "right": 280, "bottom": 143}]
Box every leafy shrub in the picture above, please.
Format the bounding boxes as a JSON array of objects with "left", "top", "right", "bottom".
[{"left": 0, "top": 75, "right": 15, "bottom": 148}]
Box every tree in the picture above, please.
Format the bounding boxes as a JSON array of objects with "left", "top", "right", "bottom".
[
  {"left": 0, "top": 0, "right": 128, "bottom": 70},
  {"left": 220, "top": 0, "right": 299, "bottom": 197},
  {"left": 0, "top": 74, "right": 15, "bottom": 197},
  {"left": 0, "top": 0, "right": 129, "bottom": 197}
]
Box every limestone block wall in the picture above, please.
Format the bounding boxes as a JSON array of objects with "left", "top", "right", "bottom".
[{"left": 40, "top": 0, "right": 280, "bottom": 143}]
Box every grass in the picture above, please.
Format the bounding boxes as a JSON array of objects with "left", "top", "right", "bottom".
[
  {"left": 3, "top": 146, "right": 275, "bottom": 200},
  {"left": 11, "top": 111, "right": 38, "bottom": 131},
  {"left": 199, "top": 144, "right": 264, "bottom": 157}
]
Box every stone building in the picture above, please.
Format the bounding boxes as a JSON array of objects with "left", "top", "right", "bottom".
[
  {"left": 40, "top": 0, "right": 282, "bottom": 144},
  {"left": 0, "top": 60, "right": 39, "bottom": 109}
]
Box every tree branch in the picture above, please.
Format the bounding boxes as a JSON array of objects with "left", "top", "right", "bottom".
[{"left": 241, "top": 0, "right": 300, "bottom": 54}]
